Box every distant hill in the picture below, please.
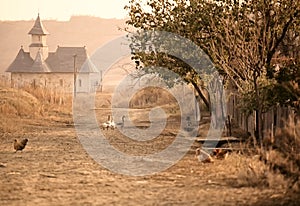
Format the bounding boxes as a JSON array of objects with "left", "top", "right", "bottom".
[{"left": 0, "top": 16, "right": 127, "bottom": 73}]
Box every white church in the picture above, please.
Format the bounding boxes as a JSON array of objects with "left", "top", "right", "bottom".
[{"left": 6, "top": 14, "right": 100, "bottom": 93}]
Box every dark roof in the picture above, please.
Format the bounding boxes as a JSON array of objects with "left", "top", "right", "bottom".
[
  {"left": 6, "top": 48, "right": 33, "bottom": 72},
  {"left": 31, "top": 50, "right": 51, "bottom": 72},
  {"left": 46, "top": 46, "right": 97, "bottom": 73},
  {"left": 6, "top": 46, "right": 99, "bottom": 73},
  {"left": 28, "top": 14, "right": 49, "bottom": 35},
  {"left": 29, "top": 43, "right": 44, "bottom": 47}
]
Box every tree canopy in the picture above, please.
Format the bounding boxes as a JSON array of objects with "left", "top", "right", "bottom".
[{"left": 125, "top": 0, "right": 300, "bottom": 139}]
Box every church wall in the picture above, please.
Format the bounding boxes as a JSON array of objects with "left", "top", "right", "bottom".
[
  {"left": 76, "top": 73, "right": 101, "bottom": 93},
  {"left": 11, "top": 72, "right": 99, "bottom": 93},
  {"left": 31, "top": 35, "right": 47, "bottom": 45},
  {"left": 76, "top": 74, "right": 90, "bottom": 93},
  {"left": 11, "top": 73, "right": 74, "bottom": 93}
]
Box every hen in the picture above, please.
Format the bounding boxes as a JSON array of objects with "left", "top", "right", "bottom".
[{"left": 14, "top": 138, "right": 28, "bottom": 152}]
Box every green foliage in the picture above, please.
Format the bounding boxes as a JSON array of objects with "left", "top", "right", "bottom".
[
  {"left": 275, "top": 60, "right": 300, "bottom": 110},
  {"left": 125, "top": 0, "right": 300, "bottom": 120}
]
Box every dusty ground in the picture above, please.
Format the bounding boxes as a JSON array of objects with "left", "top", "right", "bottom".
[
  {"left": 0, "top": 91, "right": 299, "bottom": 205},
  {"left": 0, "top": 118, "right": 298, "bottom": 205}
]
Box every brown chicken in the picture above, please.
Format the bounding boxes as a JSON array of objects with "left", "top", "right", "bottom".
[
  {"left": 14, "top": 138, "right": 28, "bottom": 152},
  {"left": 213, "top": 148, "right": 229, "bottom": 160}
]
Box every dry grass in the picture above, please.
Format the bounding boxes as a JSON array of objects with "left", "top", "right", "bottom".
[
  {"left": 22, "top": 84, "right": 72, "bottom": 106},
  {"left": 0, "top": 83, "right": 73, "bottom": 133},
  {"left": 262, "top": 124, "right": 300, "bottom": 191},
  {"left": 230, "top": 122, "right": 300, "bottom": 193},
  {"left": 0, "top": 87, "right": 41, "bottom": 117},
  {"left": 233, "top": 153, "right": 287, "bottom": 189},
  {"left": 129, "top": 87, "right": 178, "bottom": 109}
]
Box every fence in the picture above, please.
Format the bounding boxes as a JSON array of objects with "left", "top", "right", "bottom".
[{"left": 226, "top": 94, "right": 299, "bottom": 139}]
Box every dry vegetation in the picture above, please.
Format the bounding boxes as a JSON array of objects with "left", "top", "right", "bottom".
[{"left": 1, "top": 84, "right": 300, "bottom": 205}]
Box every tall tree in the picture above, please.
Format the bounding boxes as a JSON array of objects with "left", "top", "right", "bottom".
[{"left": 125, "top": 0, "right": 300, "bottom": 142}]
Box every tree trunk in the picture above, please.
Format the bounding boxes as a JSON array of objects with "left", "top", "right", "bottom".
[
  {"left": 255, "top": 108, "right": 264, "bottom": 149},
  {"left": 253, "top": 71, "right": 264, "bottom": 149},
  {"left": 190, "top": 81, "right": 210, "bottom": 112}
]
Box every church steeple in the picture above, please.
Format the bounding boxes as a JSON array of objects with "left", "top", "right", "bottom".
[{"left": 29, "top": 14, "right": 49, "bottom": 60}]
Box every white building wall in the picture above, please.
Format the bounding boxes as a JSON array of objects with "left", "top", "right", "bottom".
[
  {"left": 76, "top": 74, "right": 90, "bottom": 93},
  {"left": 31, "top": 35, "right": 47, "bottom": 45},
  {"left": 11, "top": 73, "right": 74, "bottom": 93},
  {"left": 11, "top": 72, "right": 100, "bottom": 93}
]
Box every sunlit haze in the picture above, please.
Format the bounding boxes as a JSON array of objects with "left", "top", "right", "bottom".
[{"left": 0, "top": 0, "right": 129, "bottom": 21}]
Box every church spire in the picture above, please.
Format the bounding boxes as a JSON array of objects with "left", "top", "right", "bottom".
[
  {"left": 28, "top": 14, "right": 49, "bottom": 59},
  {"left": 28, "top": 13, "right": 49, "bottom": 35}
]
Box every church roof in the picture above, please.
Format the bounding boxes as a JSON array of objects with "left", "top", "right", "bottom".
[
  {"left": 31, "top": 50, "right": 51, "bottom": 72},
  {"left": 81, "top": 58, "right": 99, "bottom": 73},
  {"left": 28, "top": 14, "right": 49, "bottom": 35},
  {"left": 6, "top": 48, "right": 33, "bottom": 73},
  {"left": 46, "top": 46, "right": 97, "bottom": 73},
  {"left": 6, "top": 46, "right": 99, "bottom": 73}
]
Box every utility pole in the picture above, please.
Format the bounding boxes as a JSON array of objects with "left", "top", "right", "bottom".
[
  {"left": 100, "top": 70, "right": 103, "bottom": 92},
  {"left": 73, "top": 54, "right": 77, "bottom": 98}
]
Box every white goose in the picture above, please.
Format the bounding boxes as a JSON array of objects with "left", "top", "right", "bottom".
[
  {"left": 102, "top": 122, "right": 110, "bottom": 130},
  {"left": 195, "top": 148, "right": 214, "bottom": 163},
  {"left": 108, "top": 119, "right": 116, "bottom": 130}
]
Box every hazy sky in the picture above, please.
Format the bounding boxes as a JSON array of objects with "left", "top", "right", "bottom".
[{"left": 0, "top": 0, "right": 129, "bottom": 21}]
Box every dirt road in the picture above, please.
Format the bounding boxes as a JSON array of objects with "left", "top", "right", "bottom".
[{"left": 0, "top": 114, "right": 298, "bottom": 206}]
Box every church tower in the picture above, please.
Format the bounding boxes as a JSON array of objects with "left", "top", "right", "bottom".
[{"left": 28, "top": 14, "right": 49, "bottom": 60}]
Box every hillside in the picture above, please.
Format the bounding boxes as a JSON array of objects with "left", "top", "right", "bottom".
[{"left": 0, "top": 16, "right": 126, "bottom": 73}]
